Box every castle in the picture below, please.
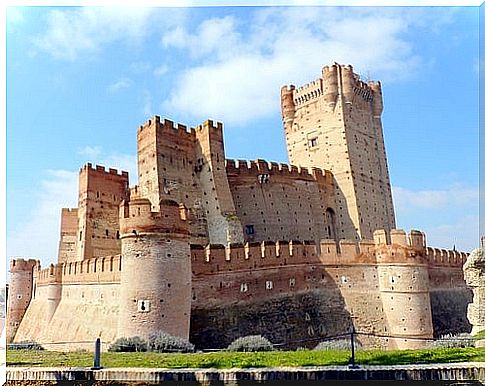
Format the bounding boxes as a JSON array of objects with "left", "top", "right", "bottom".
[{"left": 7, "top": 63, "right": 471, "bottom": 351}]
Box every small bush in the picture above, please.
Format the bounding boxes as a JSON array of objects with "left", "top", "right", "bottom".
[
  {"left": 108, "top": 336, "right": 147, "bottom": 352},
  {"left": 8, "top": 340, "right": 44, "bottom": 350},
  {"left": 314, "top": 338, "right": 362, "bottom": 351},
  {"left": 227, "top": 335, "right": 275, "bottom": 352},
  {"left": 430, "top": 333, "right": 475, "bottom": 349},
  {"left": 148, "top": 331, "right": 195, "bottom": 353}
]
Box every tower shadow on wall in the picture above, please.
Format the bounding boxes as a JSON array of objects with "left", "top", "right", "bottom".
[{"left": 189, "top": 262, "right": 355, "bottom": 350}]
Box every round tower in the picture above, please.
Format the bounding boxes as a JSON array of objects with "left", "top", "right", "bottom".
[
  {"left": 280, "top": 85, "right": 296, "bottom": 133},
  {"left": 375, "top": 229, "right": 433, "bottom": 349},
  {"left": 7, "top": 258, "right": 38, "bottom": 343},
  {"left": 118, "top": 198, "right": 191, "bottom": 341},
  {"left": 46, "top": 264, "right": 62, "bottom": 323},
  {"left": 369, "top": 81, "right": 383, "bottom": 116},
  {"left": 341, "top": 64, "right": 356, "bottom": 102},
  {"left": 322, "top": 64, "right": 338, "bottom": 106}
]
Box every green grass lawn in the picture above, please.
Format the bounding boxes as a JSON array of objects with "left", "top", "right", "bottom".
[{"left": 6, "top": 347, "right": 485, "bottom": 369}]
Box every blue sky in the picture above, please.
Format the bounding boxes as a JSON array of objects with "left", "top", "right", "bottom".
[{"left": 6, "top": 5, "right": 480, "bottom": 269}]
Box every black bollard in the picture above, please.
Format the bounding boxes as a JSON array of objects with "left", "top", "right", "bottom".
[{"left": 91, "top": 338, "right": 103, "bottom": 370}]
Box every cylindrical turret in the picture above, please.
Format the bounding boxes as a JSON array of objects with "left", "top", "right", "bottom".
[
  {"left": 341, "top": 64, "right": 356, "bottom": 103},
  {"left": 118, "top": 198, "right": 191, "bottom": 341},
  {"left": 322, "top": 64, "right": 338, "bottom": 106},
  {"left": 376, "top": 232, "right": 433, "bottom": 349},
  {"left": 280, "top": 85, "right": 296, "bottom": 131},
  {"left": 46, "top": 264, "right": 62, "bottom": 323},
  {"left": 7, "top": 259, "right": 38, "bottom": 343},
  {"left": 369, "top": 81, "right": 383, "bottom": 116}
]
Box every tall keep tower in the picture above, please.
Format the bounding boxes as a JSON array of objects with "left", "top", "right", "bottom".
[{"left": 281, "top": 63, "right": 395, "bottom": 241}]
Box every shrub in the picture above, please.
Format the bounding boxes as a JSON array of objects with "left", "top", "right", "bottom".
[
  {"left": 227, "top": 335, "right": 275, "bottom": 352},
  {"left": 8, "top": 340, "right": 44, "bottom": 350},
  {"left": 108, "top": 336, "right": 147, "bottom": 352},
  {"left": 430, "top": 333, "right": 475, "bottom": 349},
  {"left": 314, "top": 338, "right": 362, "bottom": 351},
  {"left": 148, "top": 331, "right": 195, "bottom": 353}
]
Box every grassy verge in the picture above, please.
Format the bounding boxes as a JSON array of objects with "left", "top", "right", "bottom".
[{"left": 6, "top": 347, "right": 485, "bottom": 368}]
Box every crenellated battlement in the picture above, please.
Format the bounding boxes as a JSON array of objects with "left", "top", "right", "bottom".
[
  {"left": 35, "top": 264, "right": 62, "bottom": 285},
  {"left": 196, "top": 119, "right": 223, "bottom": 132},
  {"left": 225, "top": 158, "right": 330, "bottom": 181},
  {"left": 119, "top": 198, "right": 189, "bottom": 236},
  {"left": 292, "top": 79, "right": 323, "bottom": 106},
  {"left": 10, "top": 258, "right": 38, "bottom": 272},
  {"left": 80, "top": 163, "right": 129, "bottom": 179},
  {"left": 192, "top": 229, "right": 466, "bottom": 276},
  {"left": 36, "top": 255, "right": 123, "bottom": 285},
  {"left": 191, "top": 238, "right": 376, "bottom": 275},
  {"left": 138, "top": 115, "right": 197, "bottom": 138},
  {"left": 425, "top": 247, "right": 468, "bottom": 267},
  {"left": 282, "top": 63, "right": 383, "bottom": 110}
]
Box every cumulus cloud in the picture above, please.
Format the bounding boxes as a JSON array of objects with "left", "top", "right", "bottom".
[
  {"left": 7, "top": 149, "right": 137, "bottom": 267},
  {"left": 31, "top": 7, "right": 187, "bottom": 61},
  {"left": 161, "top": 7, "right": 454, "bottom": 126}
]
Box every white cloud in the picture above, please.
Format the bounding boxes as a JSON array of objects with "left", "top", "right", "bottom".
[
  {"left": 161, "top": 8, "right": 453, "bottom": 126},
  {"left": 108, "top": 78, "right": 133, "bottom": 93},
  {"left": 392, "top": 185, "right": 478, "bottom": 213},
  {"left": 31, "top": 7, "right": 187, "bottom": 61}
]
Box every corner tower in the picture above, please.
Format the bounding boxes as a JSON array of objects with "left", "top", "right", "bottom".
[
  {"left": 6, "top": 259, "right": 38, "bottom": 342},
  {"left": 281, "top": 63, "right": 395, "bottom": 241}
]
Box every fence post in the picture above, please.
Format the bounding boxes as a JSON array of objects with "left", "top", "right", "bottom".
[
  {"left": 349, "top": 326, "right": 358, "bottom": 369},
  {"left": 91, "top": 338, "right": 102, "bottom": 370}
]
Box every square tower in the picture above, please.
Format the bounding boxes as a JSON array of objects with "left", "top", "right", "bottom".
[{"left": 281, "top": 63, "right": 395, "bottom": 241}]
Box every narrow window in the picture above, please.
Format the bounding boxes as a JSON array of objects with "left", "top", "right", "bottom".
[{"left": 245, "top": 225, "right": 255, "bottom": 235}]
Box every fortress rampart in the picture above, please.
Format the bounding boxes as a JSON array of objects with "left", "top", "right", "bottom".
[{"left": 10, "top": 229, "right": 470, "bottom": 350}]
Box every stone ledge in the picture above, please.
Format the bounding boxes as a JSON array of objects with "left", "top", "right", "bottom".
[{"left": 7, "top": 363, "right": 485, "bottom": 381}]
